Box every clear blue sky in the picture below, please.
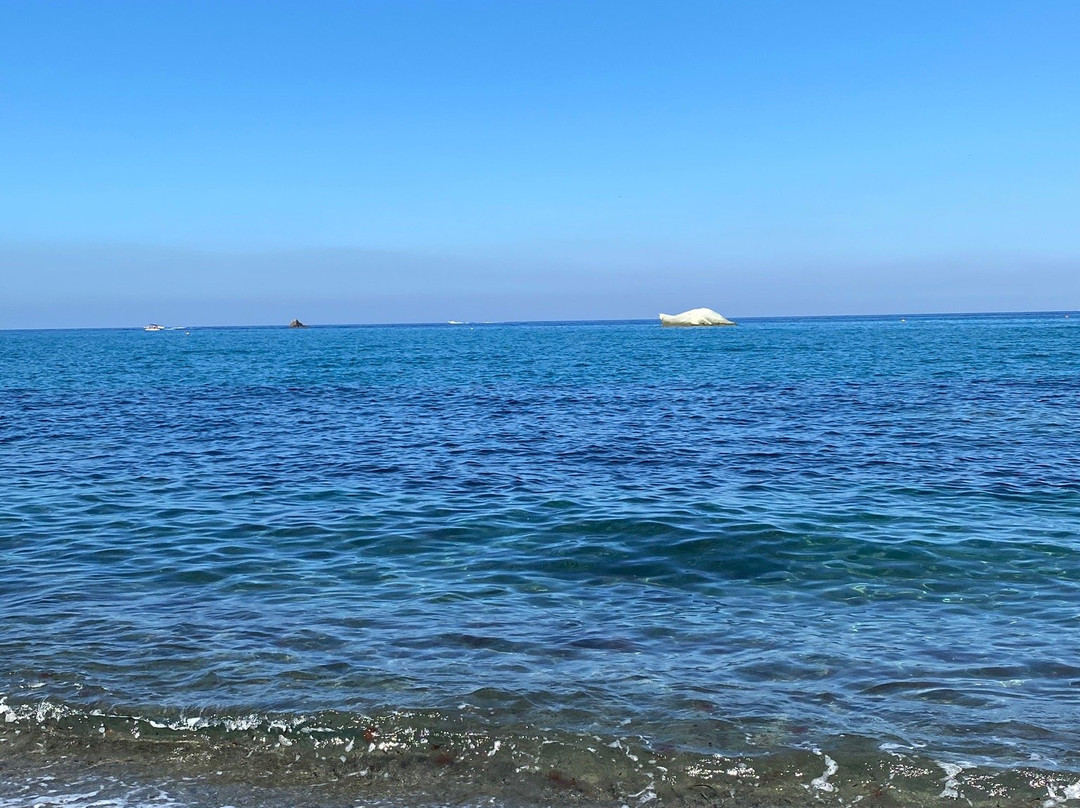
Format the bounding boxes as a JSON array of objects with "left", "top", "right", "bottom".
[{"left": 2, "top": 0, "right": 1078, "bottom": 326}]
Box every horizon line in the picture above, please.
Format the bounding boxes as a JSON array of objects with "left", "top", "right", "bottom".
[{"left": 2, "top": 308, "right": 1077, "bottom": 332}]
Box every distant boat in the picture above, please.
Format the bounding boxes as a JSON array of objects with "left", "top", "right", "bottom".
[
  {"left": 659, "top": 308, "right": 736, "bottom": 327},
  {"left": 448, "top": 320, "right": 464, "bottom": 325},
  {"left": 144, "top": 324, "right": 166, "bottom": 331}
]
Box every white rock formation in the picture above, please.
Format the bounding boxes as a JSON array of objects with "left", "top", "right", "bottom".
[{"left": 658, "top": 308, "right": 736, "bottom": 326}]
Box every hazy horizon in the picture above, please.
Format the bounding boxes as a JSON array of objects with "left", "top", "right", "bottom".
[{"left": 3, "top": 240, "right": 1077, "bottom": 329}]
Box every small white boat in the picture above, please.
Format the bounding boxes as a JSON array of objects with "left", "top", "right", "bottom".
[
  {"left": 144, "top": 324, "right": 166, "bottom": 332},
  {"left": 659, "top": 308, "right": 736, "bottom": 327}
]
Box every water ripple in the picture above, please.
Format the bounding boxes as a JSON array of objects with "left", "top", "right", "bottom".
[{"left": 2, "top": 315, "right": 1080, "bottom": 771}]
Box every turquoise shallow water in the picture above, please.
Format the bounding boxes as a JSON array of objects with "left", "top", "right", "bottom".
[{"left": 2, "top": 313, "right": 1080, "bottom": 806}]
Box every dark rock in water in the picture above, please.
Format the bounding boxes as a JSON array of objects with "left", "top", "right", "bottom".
[{"left": 289, "top": 319, "right": 308, "bottom": 328}]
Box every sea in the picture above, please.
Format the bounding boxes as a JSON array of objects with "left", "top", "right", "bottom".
[{"left": 2, "top": 313, "right": 1079, "bottom": 808}]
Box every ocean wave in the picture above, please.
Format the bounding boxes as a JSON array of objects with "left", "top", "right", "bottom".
[{"left": 3, "top": 698, "right": 1080, "bottom": 807}]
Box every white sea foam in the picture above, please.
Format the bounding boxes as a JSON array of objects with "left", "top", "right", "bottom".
[
  {"left": 937, "top": 761, "right": 966, "bottom": 799},
  {"left": 0, "top": 775, "right": 187, "bottom": 808},
  {"left": 1044, "top": 781, "right": 1080, "bottom": 807},
  {"left": 805, "top": 748, "right": 838, "bottom": 793}
]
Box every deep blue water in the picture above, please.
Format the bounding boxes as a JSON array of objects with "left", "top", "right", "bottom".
[{"left": 2, "top": 314, "right": 1080, "bottom": 806}]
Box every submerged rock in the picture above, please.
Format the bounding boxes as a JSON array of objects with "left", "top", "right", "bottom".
[
  {"left": 288, "top": 319, "right": 308, "bottom": 328},
  {"left": 658, "top": 308, "right": 736, "bottom": 326}
]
